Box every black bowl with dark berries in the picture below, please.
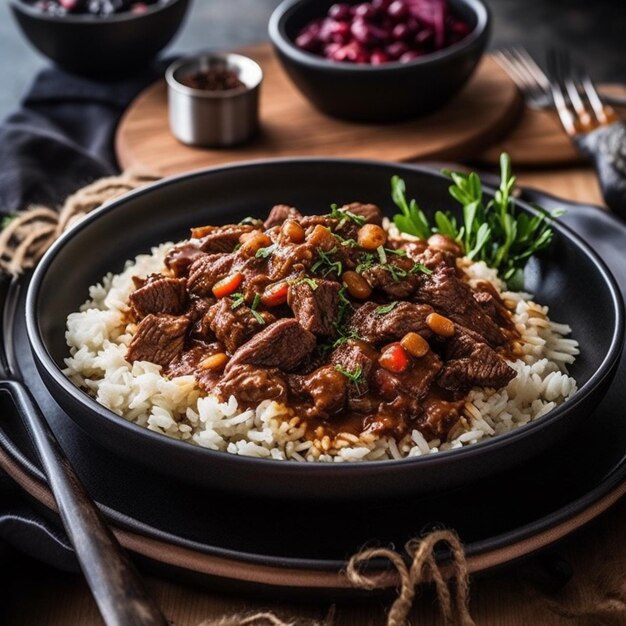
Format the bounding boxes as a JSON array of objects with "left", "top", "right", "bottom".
[
  {"left": 269, "top": 0, "right": 490, "bottom": 122},
  {"left": 10, "top": 0, "right": 190, "bottom": 77}
]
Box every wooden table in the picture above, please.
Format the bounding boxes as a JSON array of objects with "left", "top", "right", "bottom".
[{"left": 1, "top": 167, "right": 624, "bottom": 625}]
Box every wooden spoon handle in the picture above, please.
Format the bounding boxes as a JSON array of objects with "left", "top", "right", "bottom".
[{"left": 0, "top": 379, "right": 167, "bottom": 626}]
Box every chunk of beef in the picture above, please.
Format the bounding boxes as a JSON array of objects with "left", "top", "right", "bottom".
[
  {"left": 349, "top": 301, "right": 433, "bottom": 346},
  {"left": 300, "top": 215, "right": 337, "bottom": 231},
  {"left": 287, "top": 279, "right": 340, "bottom": 337},
  {"left": 129, "top": 274, "right": 187, "bottom": 319},
  {"left": 417, "top": 396, "right": 463, "bottom": 440},
  {"left": 204, "top": 297, "right": 275, "bottom": 353},
  {"left": 362, "top": 258, "right": 421, "bottom": 299},
  {"left": 191, "top": 224, "right": 254, "bottom": 253},
  {"left": 438, "top": 329, "right": 515, "bottom": 392},
  {"left": 330, "top": 340, "right": 378, "bottom": 397},
  {"left": 267, "top": 243, "right": 315, "bottom": 280},
  {"left": 417, "top": 247, "right": 457, "bottom": 271},
  {"left": 373, "top": 351, "right": 443, "bottom": 408},
  {"left": 415, "top": 266, "right": 506, "bottom": 346},
  {"left": 126, "top": 314, "right": 189, "bottom": 367},
  {"left": 164, "top": 242, "right": 206, "bottom": 277},
  {"left": 473, "top": 281, "right": 515, "bottom": 329},
  {"left": 226, "top": 319, "right": 316, "bottom": 372},
  {"left": 187, "top": 254, "right": 234, "bottom": 297},
  {"left": 214, "top": 364, "right": 288, "bottom": 404},
  {"left": 287, "top": 365, "right": 348, "bottom": 419},
  {"left": 166, "top": 341, "right": 223, "bottom": 378},
  {"left": 341, "top": 202, "right": 383, "bottom": 226},
  {"left": 264, "top": 204, "right": 303, "bottom": 229}
]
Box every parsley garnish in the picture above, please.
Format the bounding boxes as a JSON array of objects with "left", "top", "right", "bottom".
[
  {"left": 334, "top": 364, "right": 364, "bottom": 393},
  {"left": 410, "top": 262, "right": 432, "bottom": 275},
  {"left": 250, "top": 293, "right": 266, "bottom": 325},
  {"left": 377, "top": 245, "right": 387, "bottom": 265},
  {"left": 295, "top": 277, "right": 318, "bottom": 290},
  {"left": 384, "top": 263, "right": 406, "bottom": 281},
  {"left": 334, "top": 233, "right": 358, "bottom": 248},
  {"left": 328, "top": 203, "right": 366, "bottom": 227},
  {"left": 311, "top": 247, "right": 343, "bottom": 277},
  {"left": 255, "top": 243, "right": 277, "bottom": 259},
  {"left": 356, "top": 252, "right": 375, "bottom": 274},
  {"left": 230, "top": 293, "right": 245, "bottom": 309},
  {"left": 333, "top": 328, "right": 362, "bottom": 348},
  {"left": 375, "top": 301, "right": 398, "bottom": 315},
  {"left": 391, "top": 153, "right": 562, "bottom": 289}
]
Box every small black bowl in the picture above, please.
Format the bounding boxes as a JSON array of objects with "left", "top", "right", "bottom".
[
  {"left": 9, "top": 0, "right": 191, "bottom": 77},
  {"left": 25, "top": 158, "right": 624, "bottom": 501},
  {"left": 269, "top": 0, "right": 490, "bottom": 122}
]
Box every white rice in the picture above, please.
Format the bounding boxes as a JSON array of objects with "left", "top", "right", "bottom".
[{"left": 63, "top": 245, "right": 579, "bottom": 462}]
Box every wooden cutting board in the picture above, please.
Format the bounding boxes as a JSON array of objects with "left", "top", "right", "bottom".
[{"left": 115, "top": 43, "right": 522, "bottom": 176}]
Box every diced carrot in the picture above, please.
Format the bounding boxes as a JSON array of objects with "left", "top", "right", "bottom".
[
  {"left": 378, "top": 343, "right": 410, "bottom": 373},
  {"left": 212, "top": 272, "right": 243, "bottom": 298},
  {"left": 261, "top": 281, "right": 289, "bottom": 306}
]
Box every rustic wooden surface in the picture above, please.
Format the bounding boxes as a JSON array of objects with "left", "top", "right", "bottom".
[
  {"left": 1, "top": 167, "right": 623, "bottom": 626},
  {"left": 115, "top": 44, "right": 522, "bottom": 177}
]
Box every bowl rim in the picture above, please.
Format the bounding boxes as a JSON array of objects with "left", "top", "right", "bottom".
[
  {"left": 268, "top": 0, "right": 490, "bottom": 73},
  {"left": 25, "top": 157, "right": 625, "bottom": 475},
  {"left": 9, "top": 0, "right": 184, "bottom": 24}
]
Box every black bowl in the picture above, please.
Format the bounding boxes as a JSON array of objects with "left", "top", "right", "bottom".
[
  {"left": 9, "top": 0, "right": 190, "bottom": 77},
  {"left": 268, "top": 0, "right": 490, "bottom": 122},
  {"left": 26, "top": 159, "right": 624, "bottom": 500}
]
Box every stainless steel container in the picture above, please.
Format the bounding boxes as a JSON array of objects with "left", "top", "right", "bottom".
[{"left": 166, "top": 53, "right": 263, "bottom": 147}]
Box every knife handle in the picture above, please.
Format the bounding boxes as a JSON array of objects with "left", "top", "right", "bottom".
[{"left": 0, "top": 379, "right": 168, "bottom": 626}]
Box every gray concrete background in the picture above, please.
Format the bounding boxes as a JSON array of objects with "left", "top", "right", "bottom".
[{"left": 0, "top": 0, "right": 624, "bottom": 120}]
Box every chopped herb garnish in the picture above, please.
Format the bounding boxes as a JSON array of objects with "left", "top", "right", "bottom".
[
  {"left": 384, "top": 263, "right": 407, "bottom": 281},
  {"left": 311, "top": 247, "right": 343, "bottom": 277},
  {"left": 377, "top": 245, "right": 387, "bottom": 265},
  {"left": 384, "top": 247, "right": 406, "bottom": 257},
  {"left": 230, "top": 292, "right": 245, "bottom": 309},
  {"left": 250, "top": 293, "right": 266, "bottom": 325},
  {"left": 375, "top": 301, "right": 398, "bottom": 315},
  {"left": 390, "top": 153, "right": 562, "bottom": 289},
  {"left": 255, "top": 243, "right": 277, "bottom": 259},
  {"left": 410, "top": 262, "right": 433, "bottom": 275},
  {"left": 356, "top": 252, "right": 376, "bottom": 274},
  {"left": 328, "top": 203, "right": 366, "bottom": 227},
  {"left": 334, "top": 364, "right": 364, "bottom": 393},
  {"left": 334, "top": 233, "right": 359, "bottom": 247},
  {"left": 337, "top": 286, "right": 352, "bottom": 323},
  {"left": 333, "top": 328, "right": 362, "bottom": 348},
  {"left": 297, "top": 277, "right": 319, "bottom": 290}
]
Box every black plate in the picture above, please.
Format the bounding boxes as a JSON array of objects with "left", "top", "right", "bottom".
[
  {"left": 24, "top": 159, "right": 624, "bottom": 500},
  {"left": 0, "top": 182, "right": 624, "bottom": 597}
]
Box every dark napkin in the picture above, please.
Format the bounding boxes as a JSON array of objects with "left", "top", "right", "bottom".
[{"left": 0, "top": 61, "right": 168, "bottom": 216}]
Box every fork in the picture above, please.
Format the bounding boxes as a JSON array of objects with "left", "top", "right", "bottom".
[
  {"left": 547, "top": 48, "right": 626, "bottom": 217},
  {"left": 494, "top": 47, "right": 626, "bottom": 110},
  {"left": 0, "top": 275, "right": 167, "bottom": 626}
]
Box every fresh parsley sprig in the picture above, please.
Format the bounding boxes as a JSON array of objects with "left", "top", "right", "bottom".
[{"left": 390, "top": 154, "right": 562, "bottom": 289}]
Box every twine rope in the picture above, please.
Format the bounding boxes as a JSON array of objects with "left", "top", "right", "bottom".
[
  {"left": 0, "top": 172, "right": 159, "bottom": 276},
  {"left": 346, "top": 531, "right": 475, "bottom": 626}
]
